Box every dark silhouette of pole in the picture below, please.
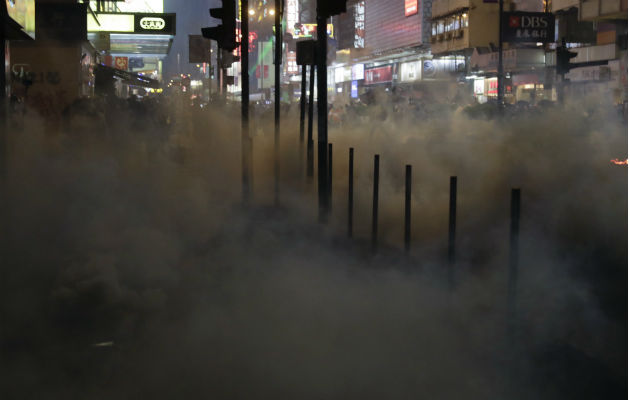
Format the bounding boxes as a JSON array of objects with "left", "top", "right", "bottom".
[
  {"left": 307, "top": 64, "right": 315, "bottom": 179},
  {"left": 299, "top": 65, "right": 307, "bottom": 145},
  {"left": 448, "top": 176, "right": 457, "bottom": 288},
  {"left": 508, "top": 188, "right": 521, "bottom": 340},
  {"left": 328, "top": 143, "right": 333, "bottom": 209},
  {"left": 405, "top": 165, "right": 412, "bottom": 254},
  {"left": 274, "top": 0, "right": 282, "bottom": 205},
  {"left": 299, "top": 65, "right": 307, "bottom": 179},
  {"left": 316, "top": 11, "right": 329, "bottom": 221},
  {"left": 348, "top": 148, "right": 354, "bottom": 238},
  {"left": 497, "top": 0, "right": 504, "bottom": 110},
  {"left": 372, "top": 155, "right": 380, "bottom": 253},
  {"left": 241, "top": 0, "right": 251, "bottom": 203}
]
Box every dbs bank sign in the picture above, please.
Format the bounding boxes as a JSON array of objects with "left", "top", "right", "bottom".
[
  {"left": 501, "top": 12, "right": 554, "bottom": 43},
  {"left": 404, "top": 0, "right": 418, "bottom": 16}
]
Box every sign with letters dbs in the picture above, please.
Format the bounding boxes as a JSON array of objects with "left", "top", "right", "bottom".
[{"left": 502, "top": 12, "right": 554, "bottom": 43}]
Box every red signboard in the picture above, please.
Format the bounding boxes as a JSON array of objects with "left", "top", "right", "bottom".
[
  {"left": 404, "top": 0, "right": 418, "bottom": 16},
  {"left": 365, "top": 65, "right": 393, "bottom": 85},
  {"left": 114, "top": 56, "right": 128, "bottom": 71}
]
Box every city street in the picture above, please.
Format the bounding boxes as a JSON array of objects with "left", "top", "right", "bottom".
[{"left": 1, "top": 0, "right": 627, "bottom": 399}]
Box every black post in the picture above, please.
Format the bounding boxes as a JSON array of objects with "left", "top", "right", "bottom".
[
  {"left": 241, "top": 0, "right": 251, "bottom": 203},
  {"left": 299, "top": 65, "right": 307, "bottom": 144},
  {"left": 274, "top": 0, "right": 282, "bottom": 206},
  {"left": 497, "top": 0, "right": 504, "bottom": 111},
  {"left": 507, "top": 188, "right": 521, "bottom": 339},
  {"left": 405, "top": 165, "right": 412, "bottom": 254},
  {"left": 307, "top": 64, "right": 315, "bottom": 179},
  {"left": 348, "top": 147, "right": 354, "bottom": 238},
  {"left": 448, "top": 176, "right": 457, "bottom": 288},
  {"left": 0, "top": 30, "right": 7, "bottom": 186},
  {"left": 316, "top": 10, "right": 329, "bottom": 221},
  {"left": 372, "top": 155, "right": 380, "bottom": 253},
  {"left": 328, "top": 143, "right": 333, "bottom": 208}
]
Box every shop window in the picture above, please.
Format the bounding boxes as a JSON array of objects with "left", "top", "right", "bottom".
[
  {"left": 437, "top": 20, "right": 444, "bottom": 34},
  {"left": 461, "top": 13, "right": 469, "bottom": 28},
  {"left": 432, "top": 22, "right": 437, "bottom": 36},
  {"left": 453, "top": 16, "right": 461, "bottom": 30}
]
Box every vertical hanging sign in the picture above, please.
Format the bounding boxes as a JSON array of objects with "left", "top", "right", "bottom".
[{"left": 404, "top": 0, "right": 418, "bottom": 16}]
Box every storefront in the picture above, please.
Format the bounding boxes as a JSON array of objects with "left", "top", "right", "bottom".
[
  {"left": 87, "top": 11, "right": 176, "bottom": 83},
  {"left": 2, "top": 0, "right": 35, "bottom": 103}
]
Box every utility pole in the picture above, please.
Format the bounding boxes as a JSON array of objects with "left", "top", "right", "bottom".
[
  {"left": 497, "top": 0, "right": 504, "bottom": 110},
  {"left": 316, "top": 5, "right": 329, "bottom": 220},
  {"left": 274, "top": 0, "right": 282, "bottom": 205},
  {"left": 242, "top": 0, "right": 252, "bottom": 202},
  {"left": 315, "top": 1, "right": 346, "bottom": 220}
]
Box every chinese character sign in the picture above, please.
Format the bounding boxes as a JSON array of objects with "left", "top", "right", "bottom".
[
  {"left": 502, "top": 12, "right": 554, "bottom": 43},
  {"left": 115, "top": 57, "right": 129, "bottom": 71}
]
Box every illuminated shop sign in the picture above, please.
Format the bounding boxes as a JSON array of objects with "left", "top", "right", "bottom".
[
  {"left": 139, "top": 17, "right": 165, "bottom": 30},
  {"left": 400, "top": 61, "right": 422, "bottom": 82},
  {"left": 354, "top": 1, "right": 365, "bottom": 48},
  {"left": 365, "top": 65, "right": 393, "bottom": 85},
  {"left": 404, "top": 0, "right": 418, "bottom": 16},
  {"left": 134, "top": 13, "right": 175, "bottom": 34},
  {"left": 351, "top": 64, "right": 364, "bottom": 80},
  {"left": 351, "top": 80, "right": 358, "bottom": 98}
]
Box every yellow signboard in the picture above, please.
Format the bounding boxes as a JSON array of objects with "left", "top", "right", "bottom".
[
  {"left": 5, "top": 0, "right": 35, "bottom": 38},
  {"left": 88, "top": 13, "right": 135, "bottom": 33},
  {"left": 92, "top": 0, "right": 164, "bottom": 13}
]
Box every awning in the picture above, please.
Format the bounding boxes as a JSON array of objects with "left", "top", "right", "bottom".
[{"left": 95, "top": 64, "right": 160, "bottom": 89}]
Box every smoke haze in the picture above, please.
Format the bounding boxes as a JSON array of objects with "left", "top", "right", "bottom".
[{"left": 0, "top": 93, "right": 626, "bottom": 399}]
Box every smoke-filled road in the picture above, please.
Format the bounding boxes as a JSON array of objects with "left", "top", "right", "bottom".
[{"left": 0, "top": 95, "right": 626, "bottom": 399}]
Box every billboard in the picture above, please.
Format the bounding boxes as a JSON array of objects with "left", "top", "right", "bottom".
[
  {"left": 291, "top": 23, "right": 334, "bottom": 39},
  {"left": 5, "top": 0, "right": 35, "bottom": 38}
]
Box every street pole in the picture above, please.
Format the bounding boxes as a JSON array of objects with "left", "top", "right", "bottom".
[
  {"left": 241, "top": 0, "right": 252, "bottom": 203},
  {"left": 316, "top": 9, "right": 329, "bottom": 221},
  {"left": 497, "top": 0, "right": 504, "bottom": 110},
  {"left": 307, "top": 64, "right": 315, "bottom": 179},
  {"left": 274, "top": 0, "right": 282, "bottom": 206},
  {"left": 299, "top": 65, "right": 306, "bottom": 145}
]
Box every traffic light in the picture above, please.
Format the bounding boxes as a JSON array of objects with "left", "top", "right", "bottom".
[
  {"left": 317, "top": 0, "right": 348, "bottom": 17},
  {"left": 201, "top": 0, "right": 237, "bottom": 51},
  {"left": 556, "top": 45, "right": 578, "bottom": 76}
]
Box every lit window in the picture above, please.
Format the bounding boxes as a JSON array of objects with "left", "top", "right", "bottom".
[
  {"left": 462, "top": 13, "right": 469, "bottom": 28},
  {"left": 432, "top": 22, "right": 437, "bottom": 36},
  {"left": 453, "top": 16, "right": 460, "bottom": 30},
  {"left": 437, "top": 20, "right": 444, "bottom": 34}
]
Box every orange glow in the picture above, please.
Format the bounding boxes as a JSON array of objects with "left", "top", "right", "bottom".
[{"left": 610, "top": 158, "right": 628, "bottom": 165}]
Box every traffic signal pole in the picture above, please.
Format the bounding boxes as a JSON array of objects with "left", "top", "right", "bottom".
[
  {"left": 274, "top": 0, "right": 282, "bottom": 206},
  {"left": 241, "top": 0, "right": 252, "bottom": 203},
  {"left": 316, "top": 10, "right": 329, "bottom": 221},
  {"left": 497, "top": 0, "right": 504, "bottom": 110}
]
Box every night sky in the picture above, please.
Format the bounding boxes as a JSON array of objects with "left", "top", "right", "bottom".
[{"left": 163, "top": 0, "right": 220, "bottom": 79}]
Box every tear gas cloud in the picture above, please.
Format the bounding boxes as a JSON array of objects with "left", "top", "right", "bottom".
[{"left": 0, "top": 92, "right": 626, "bottom": 399}]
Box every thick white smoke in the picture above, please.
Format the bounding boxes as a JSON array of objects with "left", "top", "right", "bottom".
[{"left": 0, "top": 91, "right": 626, "bottom": 399}]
